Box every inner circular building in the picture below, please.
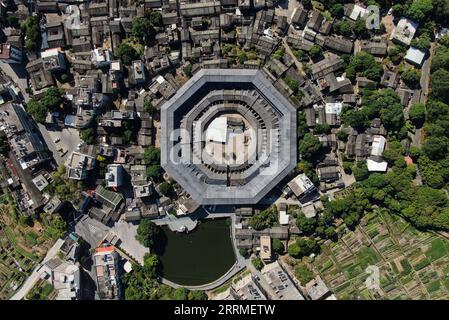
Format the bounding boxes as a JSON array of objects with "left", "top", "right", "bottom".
[{"left": 161, "top": 69, "right": 297, "bottom": 205}]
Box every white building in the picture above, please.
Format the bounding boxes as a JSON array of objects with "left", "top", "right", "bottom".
[
  {"left": 287, "top": 173, "right": 316, "bottom": 199},
  {"left": 368, "top": 135, "right": 388, "bottom": 172},
  {"left": 348, "top": 4, "right": 369, "bottom": 21},
  {"left": 37, "top": 258, "right": 81, "bottom": 300},
  {"left": 41, "top": 48, "right": 66, "bottom": 72},
  {"left": 65, "top": 151, "right": 96, "bottom": 180},
  {"left": 404, "top": 47, "right": 426, "bottom": 67},
  {"left": 105, "top": 164, "right": 123, "bottom": 188},
  {"left": 390, "top": 17, "right": 418, "bottom": 46},
  {"left": 92, "top": 48, "right": 112, "bottom": 67},
  {"left": 370, "top": 135, "right": 386, "bottom": 157}
]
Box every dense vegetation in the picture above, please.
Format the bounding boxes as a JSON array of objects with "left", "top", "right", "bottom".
[
  {"left": 143, "top": 146, "right": 163, "bottom": 180},
  {"left": 121, "top": 253, "right": 207, "bottom": 300},
  {"left": 21, "top": 16, "right": 41, "bottom": 51},
  {"left": 26, "top": 88, "right": 64, "bottom": 124},
  {"left": 136, "top": 219, "right": 160, "bottom": 250},
  {"left": 249, "top": 206, "right": 278, "bottom": 230}
]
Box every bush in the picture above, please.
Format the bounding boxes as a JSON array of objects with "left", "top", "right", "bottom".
[
  {"left": 249, "top": 206, "right": 278, "bottom": 230},
  {"left": 294, "top": 264, "right": 314, "bottom": 285},
  {"left": 251, "top": 257, "right": 264, "bottom": 271},
  {"left": 158, "top": 182, "right": 172, "bottom": 196},
  {"left": 272, "top": 239, "right": 285, "bottom": 254},
  {"left": 136, "top": 219, "right": 160, "bottom": 249},
  {"left": 409, "top": 102, "right": 425, "bottom": 126}
]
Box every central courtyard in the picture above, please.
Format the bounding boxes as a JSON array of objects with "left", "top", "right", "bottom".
[{"left": 161, "top": 69, "right": 297, "bottom": 205}]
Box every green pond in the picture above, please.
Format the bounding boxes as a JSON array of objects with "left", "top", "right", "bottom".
[{"left": 153, "top": 218, "right": 236, "bottom": 286}]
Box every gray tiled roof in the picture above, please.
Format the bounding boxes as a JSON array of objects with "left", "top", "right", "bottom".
[{"left": 161, "top": 69, "right": 297, "bottom": 205}]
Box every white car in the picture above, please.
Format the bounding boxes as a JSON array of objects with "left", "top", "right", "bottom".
[
  {"left": 53, "top": 138, "right": 60, "bottom": 143},
  {"left": 387, "top": 8, "right": 393, "bottom": 15}
]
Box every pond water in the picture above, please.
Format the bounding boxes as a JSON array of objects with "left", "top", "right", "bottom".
[{"left": 153, "top": 218, "right": 236, "bottom": 286}]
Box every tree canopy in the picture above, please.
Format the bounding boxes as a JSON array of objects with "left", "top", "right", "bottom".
[
  {"left": 115, "top": 43, "right": 140, "bottom": 65},
  {"left": 249, "top": 206, "right": 278, "bottom": 230},
  {"left": 299, "top": 133, "right": 321, "bottom": 160},
  {"left": 136, "top": 219, "right": 160, "bottom": 250},
  {"left": 21, "top": 16, "right": 41, "bottom": 51},
  {"left": 346, "top": 52, "right": 383, "bottom": 82}
]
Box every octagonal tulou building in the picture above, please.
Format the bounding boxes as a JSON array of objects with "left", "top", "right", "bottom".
[{"left": 161, "top": 69, "right": 297, "bottom": 205}]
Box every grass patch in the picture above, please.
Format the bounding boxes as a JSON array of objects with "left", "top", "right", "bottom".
[
  {"left": 25, "top": 232, "right": 38, "bottom": 247},
  {"left": 400, "top": 259, "right": 412, "bottom": 275},
  {"left": 425, "top": 238, "right": 448, "bottom": 262},
  {"left": 4, "top": 227, "right": 17, "bottom": 246},
  {"left": 413, "top": 258, "right": 430, "bottom": 271},
  {"left": 320, "top": 260, "right": 334, "bottom": 273},
  {"left": 15, "top": 246, "right": 38, "bottom": 261},
  {"left": 356, "top": 246, "right": 379, "bottom": 269},
  {"left": 426, "top": 280, "right": 441, "bottom": 293}
]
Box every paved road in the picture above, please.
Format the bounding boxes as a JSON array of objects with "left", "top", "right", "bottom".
[
  {"left": 10, "top": 239, "right": 65, "bottom": 300},
  {"left": 38, "top": 125, "right": 81, "bottom": 166},
  {"left": 420, "top": 43, "right": 435, "bottom": 101},
  {"left": 0, "top": 61, "right": 30, "bottom": 102}
]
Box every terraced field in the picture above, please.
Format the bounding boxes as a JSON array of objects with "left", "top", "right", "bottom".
[{"left": 313, "top": 210, "right": 449, "bottom": 300}]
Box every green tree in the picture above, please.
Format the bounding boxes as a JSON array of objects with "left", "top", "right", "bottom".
[
  {"left": 288, "top": 238, "right": 319, "bottom": 258},
  {"left": 352, "top": 161, "right": 369, "bottom": 181},
  {"left": 346, "top": 52, "right": 383, "bottom": 81},
  {"left": 299, "top": 133, "right": 321, "bottom": 160},
  {"left": 409, "top": 102, "right": 426, "bottom": 126},
  {"left": 142, "top": 253, "right": 161, "bottom": 278},
  {"left": 411, "top": 33, "right": 431, "bottom": 51},
  {"left": 422, "top": 136, "right": 449, "bottom": 160},
  {"left": 115, "top": 43, "right": 139, "bottom": 65},
  {"left": 401, "top": 68, "right": 421, "bottom": 89},
  {"left": 313, "top": 123, "right": 330, "bottom": 135},
  {"left": 41, "top": 87, "right": 64, "bottom": 111},
  {"left": 295, "top": 212, "right": 317, "bottom": 234},
  {"left": 406, "top": 0, "right": 433, "bottom": 22},
  {"left": 148, "top": 10, "right": 163, "bottom": 27},
  {"left": 330, "top": 3, "right": 345, "bottom": 18},
  {"left": 336, "top": 130, "right": 349, "bottom": 142},
  {"left": 294, "top": 264, "right": 314, "bottom": 284},
  {"left": 284, "top": 76, "right": 300, "bottom": 94},
  {"left": 354, "top": 18, "right": 367, "bottom": 37},
  {"left": 309, "top": 45, "right": 323, "bottom": 60},
  {"left": 392, "top": 3, "right": 405, "bottom": 16},
  {"left": 172, "top": 287, "right": 189, "bottom": 300},
  {"left": 0, "top": 139, "right": 9, "bottom": 156},
  {"left": 144, "top": 100, "right": 155, "bottom": 114},
  {"left": 146, "top": 165, "right": 162, "bottom": 180},
  {"left": 132, "top": 17, "right": 156, "bottom": 42},
  {"left": 183, "top": 64, "right": 192, "bottom": 77},
  {"left": 46, "top": 214, "right": 68, "bottom": 240},
  {"left": 251, "top": 257, "right": 264, "bottom": 271},
  {"left": 5, "top": 16, "right": 18, "bottom": 27},
  {"left": 431, "top": 69, "right": 449, "bottom": 103},
  {"left": 26, "top": 99, "right": 47, "bottom": 124},
  {"left": 80, "top": 127, "right": 96, "bottom": 145},
  {"left": 136, "top": 219, "right": 160, "bottom": 249},
  {"left": 342, "top": 109, "right": 369, "bottom": 131},
  {"left": 188, "top": 290, "right": 207, "bottom": 300},
  {"left": 380, "top": 103, "right": 404, "bottom": 133},
  {"left": 158, "top": 182, "right": 172, "bottom": 196},
  {"left": 249, "top": 206, "right": 278, "bottom": 230},
  {"left": 21, "top": 16, "right": 41, "bottom": 51},
  {"left": 431, "top": 46, "right": 449, "bottom": 72},
  {"left": 335, "top": 20, "right": 352, "bottom": 37},
  {"left": 272, "top": 238, "right": 285, "bottom": 254},
  {"left": 144, "top": 146, "right": 161, "bottom": 165}
]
